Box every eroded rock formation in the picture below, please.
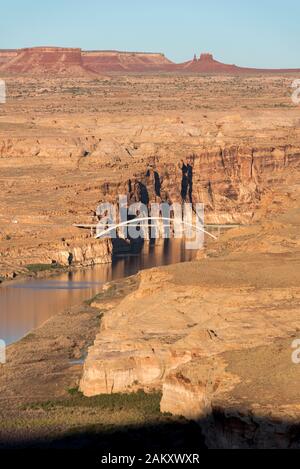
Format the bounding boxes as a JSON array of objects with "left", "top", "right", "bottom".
[
  {"left": 181, "top": 53, "right": 300, "bottom": 74},
  {"left": 96, "top": 145, "right": 300, "bottom": 225},
  {"left": 1, "top": 47, "right": 299, "bottom": 75},
  {"left": 1, "top": 74, "right": 300, "bottom": 279},
  {"left": 0, "top": 49, "right": 17, "bottom": 65},
  {"left": 80, "top": 179, "right": 300, "bottom": 448},
  {"left": 0, "top": 47, "right": 90, "bottom": 76},
  {"left": 82, "top": 50, "right": 174, "bottom": 73}
]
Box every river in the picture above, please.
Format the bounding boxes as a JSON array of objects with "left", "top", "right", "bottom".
[{"left": 0, "top": 240, "right": 197, "bottom": 345}]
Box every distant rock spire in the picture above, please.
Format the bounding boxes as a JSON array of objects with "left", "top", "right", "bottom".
[{"left": 200, "top": 53, "right": 214, "bottom": 61}]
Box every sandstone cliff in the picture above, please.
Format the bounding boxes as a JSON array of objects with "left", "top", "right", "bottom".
[
  {"left": 96, "top": 144, "right": 300, "bottom": 225},
  {"left": 1, "top": 74, "right": 300, "bottom": 279},
  {"left": 80, "top": 177, "right": 300, "bottom": 448}
]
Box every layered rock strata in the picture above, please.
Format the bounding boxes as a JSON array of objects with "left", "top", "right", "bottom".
[
  {"left": 80, "top": 181, "right": 300, "bottom": 448},
  {"left": 1, "top": 48, "right": 299, "bottom": 75},
  {"left": 0, "top": 49, "right": 17, "bottom": 65},
  {"left": 1, "top": 75, "right": 299, "bottom": 278},
  {"left": 0, "top": 47, "right": 89, "bottom": 76},
  {"left": 96, "top": 145, "right": 300, "bottom": 225},
  {"left": 82, "top": 50, "right": 174, "bottom": 73}
]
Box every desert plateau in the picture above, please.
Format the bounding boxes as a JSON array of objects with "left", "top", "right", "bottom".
[{"left": 1, "top": 0, "right": 300, "bottom": 456}]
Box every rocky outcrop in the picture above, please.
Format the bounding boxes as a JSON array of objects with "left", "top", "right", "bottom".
[
  {"left": 97, "top": 145, "right": 300, "bottom": 224},
  {"left": 54, "top": 238, "right": 113, "bottom": 266},
  {"left": 160, "top": 337, "right": 300, "bottom": 449},
  {"left": 180, "top": 53, "right": 300, "bottom": 74},
  {"left": 0, "top": 135, "right": 101, "bottom": 163},
  {"left": 80, "top": 180, "right": 300, "bottom": 447},
  {"left": 181, "top": 53, "right": 242, "bottom": 73},
  {"left": 81, "top": 253, "right": 300, "bottom": 393},
  {"left": 0, "top": 238, "right": 112, "bottom": 278}
]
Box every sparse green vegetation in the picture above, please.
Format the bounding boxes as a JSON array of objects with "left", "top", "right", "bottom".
[
  {"left": 17, "top": 388, "right": 205, "bottom": 450},
  {"left": 26, "top": 263, "right": 64, "bottom": 273},
  {"left": 68, "top": 387, "right": 80, "bottom": 396},
  {"left": 85, "top": 283, "right": 119, "bottom": 305},
  {"left": 24, "top": 389, "right": 162, "bottom": 415}
]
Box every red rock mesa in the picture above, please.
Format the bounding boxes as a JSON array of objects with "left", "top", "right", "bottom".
[
  {"left": 82, "top": 50, "right": 174, "bottom": 72},
  {"left": 0, "top": 49, "right": 17, "bottom": 65},
  {"left": 0, "top": 47, "right": 299, "bottom": 75},
  {"left": 0, "top": 47, "right": 89, "bottom": 76}
]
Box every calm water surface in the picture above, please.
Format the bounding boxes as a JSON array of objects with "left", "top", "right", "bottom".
[{"left": 0, "top": 240, "right": 197, "bottom": 345}]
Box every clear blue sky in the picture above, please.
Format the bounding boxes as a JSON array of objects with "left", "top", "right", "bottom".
[{"left": 1, "top": 0, "right": 299, "bottom": 68}]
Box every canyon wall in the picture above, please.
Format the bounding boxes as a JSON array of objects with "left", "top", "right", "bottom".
[
  {"left": 2, "top": 138, "right": 299, "bottom": 280},
  {"left": 96, "top": 144, "right": 300, "bottom": 225},
  {"left": 1, "top": 75, "right": 299, "bottom": 276},
  {"left": 80, "top": 186, "right": 300, "bottom": 448}
]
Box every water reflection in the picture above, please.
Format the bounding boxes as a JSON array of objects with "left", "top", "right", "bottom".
[{"left": 0, "top": 240, "right": 197, "bottom": 345}]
